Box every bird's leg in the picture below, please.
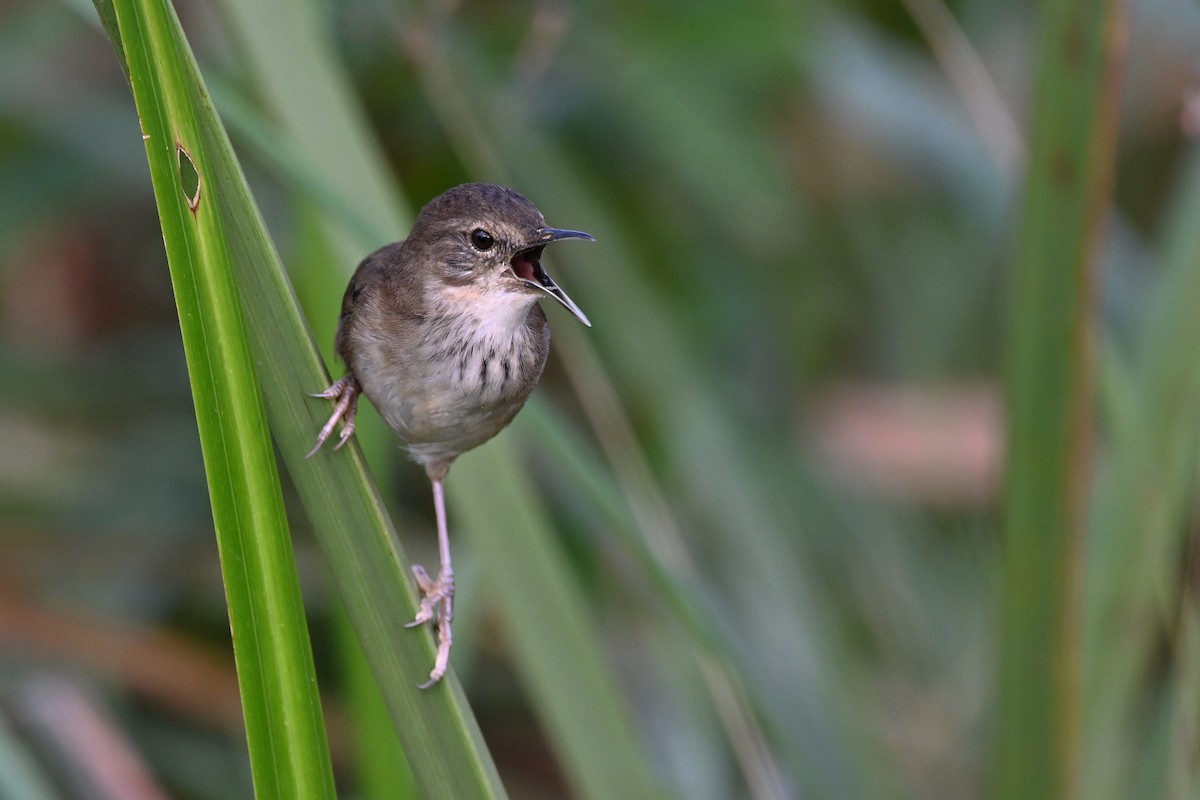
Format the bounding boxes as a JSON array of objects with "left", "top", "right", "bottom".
[
  {"left": 406, "top": 465, "right": 455, "bottom": 688},
  {"left": 306, "top": 374, "right": 360, "bottom": 458}
]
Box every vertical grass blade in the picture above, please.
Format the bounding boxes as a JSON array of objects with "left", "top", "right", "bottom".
[
  {"left": 1082, "top": 147, "right": 1200, "bottom": 798},
  {"left": 100, "top": 0, "right": 336, "bottom": 796},
  {"left": 94, "top": 1, "right": 508, "bottom": 797},
  {"left": 336, "top": 605, "right": 420, "bottom": 800},
  {"left": 995, "top": 0, "right": 1127, "bottom": 797}
]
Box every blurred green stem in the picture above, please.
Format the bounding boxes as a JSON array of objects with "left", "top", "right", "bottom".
[{"left": 995, "top": 0, "right": 1126, "bottom": 798}]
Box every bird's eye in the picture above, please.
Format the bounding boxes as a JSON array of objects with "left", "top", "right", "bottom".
[{"left": 469, "top": 229, "right": 495, "bottom": 251}]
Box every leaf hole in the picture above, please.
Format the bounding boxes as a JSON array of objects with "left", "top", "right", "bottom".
[{"left": 177, "top": 143, "right": 201, "bottom": 211}]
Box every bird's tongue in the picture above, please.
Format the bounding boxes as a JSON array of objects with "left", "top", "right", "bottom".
[{"left": 512, "top": 251, "right": 538, "bottom": 282}]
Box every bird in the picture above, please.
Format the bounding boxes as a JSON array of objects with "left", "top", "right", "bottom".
[{"left": 307, "top": 183, "right": 593, "bottom": 687}]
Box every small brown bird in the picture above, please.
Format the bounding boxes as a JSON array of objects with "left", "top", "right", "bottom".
[{"left": 307, "top": 183, "right": 592, "bottom": 687}]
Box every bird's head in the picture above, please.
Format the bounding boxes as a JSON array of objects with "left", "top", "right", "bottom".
[{"left": 410, "top": 183, "right": 593, "bottom": 327}]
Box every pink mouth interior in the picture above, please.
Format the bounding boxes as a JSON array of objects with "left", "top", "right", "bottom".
[
  {"left": 511, "top": 246, "right": 546, "bottom": 283},
  {"left": 512, "top": 252, "right": 537, "bottom": 282}
]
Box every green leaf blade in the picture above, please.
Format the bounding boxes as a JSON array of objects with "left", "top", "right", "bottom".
[
  {"left": 97, "top": 0, "right": 510, "bottom": 797},
  {"left": 105, "top": 0, "right": 338, "bottom": 797}
]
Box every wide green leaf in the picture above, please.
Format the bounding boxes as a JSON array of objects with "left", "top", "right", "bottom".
[
  {"left": 100, "top": 0, "right": 335, "bottom": 796},
  {"left": 93, "top": 0, "right": 506, "bottom": 797}
]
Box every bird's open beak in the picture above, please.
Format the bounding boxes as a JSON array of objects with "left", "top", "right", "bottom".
[
  {"left": 511, "top": 227, "right": 594, "bottom": 327},
  {"left": 536, "top": 227, "right": 594, "bottom": 245}
]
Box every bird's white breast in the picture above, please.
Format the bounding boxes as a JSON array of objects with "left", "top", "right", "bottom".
[{"left": 350, "top": 287, "right": 547, "bottom": 468}]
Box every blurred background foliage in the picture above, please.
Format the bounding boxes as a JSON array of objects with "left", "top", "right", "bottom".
[{"left": 1, "top": 0, "right": 1199, "bottom": 797}]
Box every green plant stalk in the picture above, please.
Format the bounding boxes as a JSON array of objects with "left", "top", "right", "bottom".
[
  {"left": 1136, "top": 146, "right": 1200, "bottom": 799},
  {"left": 94, "top": 0, "right": 507, "bottom": 797},
  {"left": 100, "top": 0, "right": 336, "bottom": 796},
  {"left": 290, "top": 209, "right": 416, "bottom": 799},
  {"left": 212, "top": 1, "right": 477, "bottom": 794},
  {"left": 1081, "top": 150, "right": 1200, "bottom": 799},
  {"left": 995, "top": 0, "right": 1126, "bottom": 797},
  {"left": 452, "top": 441, "right": 671, "bottom": 800},
  {"left": 336, "top": 603, "right": 419, "bottom": 800}
]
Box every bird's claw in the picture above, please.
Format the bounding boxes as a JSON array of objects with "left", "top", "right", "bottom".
[
  {"left": 405, "top": 565, "right": 454, "bottom": 688},
  {"left": 307, "top": 375, "right": 360, "bottom": 458}
]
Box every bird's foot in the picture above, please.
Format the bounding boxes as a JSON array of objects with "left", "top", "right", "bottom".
[
  {"left": 405, "top": 565, "right": 454, "bottom": 688},
  {"left": 306, "top": 375, "right": 360, "bottom": 458}
]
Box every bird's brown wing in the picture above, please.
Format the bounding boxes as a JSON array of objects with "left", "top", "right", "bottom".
[{"left": 334, "top": 241, "right": 405, "bottom": 365}]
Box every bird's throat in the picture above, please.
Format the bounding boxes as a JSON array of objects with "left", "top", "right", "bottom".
[{"left": 435, "top": 282, "right": 540, "bottom": 343}]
